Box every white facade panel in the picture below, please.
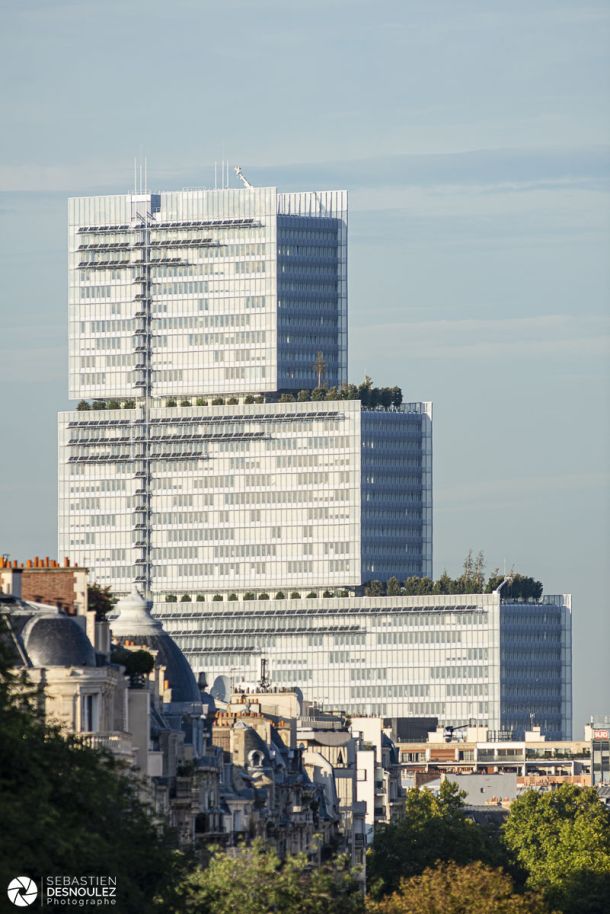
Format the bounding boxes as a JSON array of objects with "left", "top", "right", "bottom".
[
  {"left": 59, "top": 400, "right": 364, "bottom": 595},
  {"left": 156, "top": 592, "right": 572, "bottom": 740},
  {"left": 59, "top": 399, "right": 431, "bottom": 597},
  {"left": 68, "top": 186, "right": 347, "bottom": 402}
]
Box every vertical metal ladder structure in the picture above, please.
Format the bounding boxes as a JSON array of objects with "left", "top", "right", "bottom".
[{"left": 131, "top": 208, "right": 154, "bottom": 601}]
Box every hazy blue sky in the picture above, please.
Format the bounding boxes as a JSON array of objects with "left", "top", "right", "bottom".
[{"left": 1, "top": 0, "right": 608, "bottom": 730}]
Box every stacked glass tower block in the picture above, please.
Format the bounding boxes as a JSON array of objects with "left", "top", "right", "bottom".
[
  {"left": 59, "top": 186, "right": 432, "bottom": 599},
  {"left": 156, "top": 591, "right": 572, "bottom": 740},
  {"left": 58, "top": 181, "right": 571, "bottom": 738}
]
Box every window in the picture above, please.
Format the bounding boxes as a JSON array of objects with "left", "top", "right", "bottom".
[{"left": 81, "top": 693, "right": 99, "bottom": 732}]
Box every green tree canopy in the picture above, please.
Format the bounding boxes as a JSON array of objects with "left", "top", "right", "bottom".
[
  {"left": 387, "top": 576, "right": 402, "bottom": 596},
  {"left": 364, "top": 580, "right": 386, "bottom": 596},
  {"left": 503, "top": 784, "right": 610, "bottom": 914},
  {"left": 367, "top": 782, "right": 506, "bottom": 898},
  {"left": 433, "top": 571, "right": 456, "bottom": 594},
  {"left": 341, "top": 383, "right": 360, "bottom": 400},
  {"left": 358, "top": 375, "right": 374, "bottom": 407},
  {"left": 110, "top": 646, "right": 156, "bottom": 686},
  {"left": 175, "top": 840, "right": 363, "bottom": 914},
  {"left": 486, "top": 572, "right": 543, "bottom": 600},
  {"left": 87, "top": 582, "right": 117, "bottom": 620},
  {"left": 390, "top": 386, "right": 403, "bottom": 409},
  {"left": 397, "top": 555, "right": 543, "bottom": 600},
  {"left": 378, "top": 387, "right": 393, "bottom": 409},
  {"left": 402, "top": 576, "right": 434, "bottom": 595},
  {"left": 460, "top": 549, "right": 486, "bottom": 593},
  {"left": 367, "top": 861, "right": 554, "bottom": 914}
]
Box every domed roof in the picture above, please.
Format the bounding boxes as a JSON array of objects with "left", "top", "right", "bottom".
[
  {"left": 109, "top": 589, "right": 200, "bottom": 704},
  {"left": 108, "top": 590, "right": 162, "bottom": 637},
  {"left": 25, "top": 615, "right": 97, "bottom": 668}
]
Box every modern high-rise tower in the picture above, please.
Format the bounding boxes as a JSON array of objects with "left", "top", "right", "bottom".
[
  {"left": 58, "top": 184, "right": 432, "bottom": 599},
  {"left": 67, "top": 187, "right": 347, "bottom": 401},
  {"left": 56, "top": 180, "right": 571, "bottom": 740}
]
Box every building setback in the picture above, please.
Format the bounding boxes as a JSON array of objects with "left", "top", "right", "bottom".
[
  {"left": 66, "top": 187, "right": 347, "bottom": 401},
  {"left": 58, "top": 186, "right": 431, "bottom": 598},
  {"left": 156, "top": 590, "right": 572, "bottom": 740},
  {"left": 57, "top": 178, "right": 571, "bottom": 742},
  {"left": 59, "top": 399, "right": 431, "bottom": 596}
]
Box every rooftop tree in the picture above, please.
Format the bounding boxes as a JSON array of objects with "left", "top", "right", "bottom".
[
  {"left": 88, "top": 583, "right": 117, "bottom": 621},
  {"left": 486, "top": 573, "right": 543, "bottom": 601}
]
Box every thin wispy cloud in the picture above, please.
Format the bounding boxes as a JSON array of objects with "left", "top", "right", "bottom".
[
  {"left": 1, "top": 0, "right": 608, "bottom": 729},
  {"left": 0, "top": 346, "right": 64, "bottom": 384},
  {"left": 437, "top": 471, "right": 610, "bottom": 511},
  {"left": 1, "top": 145, "right": 608, "bottom": 194},
  {"left": 351, "top": 314, "right": 610, "bottom": 362},
  {"left": 249, "top": 147, "right": 610, "bottom": 192}
]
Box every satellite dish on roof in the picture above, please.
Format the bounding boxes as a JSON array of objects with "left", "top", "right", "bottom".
[
  {"left": 210, "top": 674, "right": 232, "bottom": 703},
  {"left": 293, "top": 687, "right": 304, "bottom": 712}
]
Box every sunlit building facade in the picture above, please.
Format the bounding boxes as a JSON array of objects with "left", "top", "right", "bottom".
[
  {"left": 157, "top": 591, "right": 572, "bottom": 740},
  {"left": 57, "top": 181, "right": 572, "bottom": 742},
  {"left": 58, "top": 399, "right": 432, "bottom": 596},
  {"left": 58, "top": 185, "right": 432, "bottom": 598},
  {"left": 68, "top": 187, "right": 347, "bottom": 400}
]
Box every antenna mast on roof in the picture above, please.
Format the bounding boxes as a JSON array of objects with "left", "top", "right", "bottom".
[{"left": 259, "top": 657, "right": 271, "bottom": 690}]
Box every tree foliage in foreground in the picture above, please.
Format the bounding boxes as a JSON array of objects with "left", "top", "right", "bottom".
[
  {"left": 366, "top": 861, "right": 555, "bottom": 914},
  {"left": 367, "top": 781, "right": 506, "bottom": 898},
  {"left": 174, "top": 840, "right": 363, "bottom": 914},
  {"left": 0, "top": 637, "right": 184, "bottom": 913},
  {"left": 503, "top": 784, "right": 610, "bottom": 914}
]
